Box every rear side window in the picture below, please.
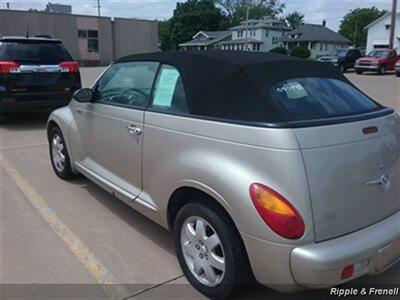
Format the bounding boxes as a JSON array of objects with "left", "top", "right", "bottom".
[
  {"left": 0, "top": 41, "right": 72, "bottom": 64},
  {"left": 271, "top": 77, "right": 378, "bottom": 120},
  {"left": 151, "top": 65, "right": 188, "bottom": 114}
]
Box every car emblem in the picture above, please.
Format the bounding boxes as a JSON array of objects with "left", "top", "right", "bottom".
[{"left": 364, "top": 173, "right": 395, "bottom": 193}]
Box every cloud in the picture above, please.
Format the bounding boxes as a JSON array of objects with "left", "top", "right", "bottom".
[{"left": 2, "top": 0, "right": 393, "bottom": 28}]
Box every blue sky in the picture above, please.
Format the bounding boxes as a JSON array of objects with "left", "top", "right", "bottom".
[{"left": 1, "top": 0, "right": 393, "bottom": 30}]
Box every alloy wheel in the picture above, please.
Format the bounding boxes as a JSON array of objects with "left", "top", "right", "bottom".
[
  {"left": 180, "top": 216, "right": 226, "bottom": 287},
  {"left": 51, "top": 134, "right": 66, "bottom": 173}
]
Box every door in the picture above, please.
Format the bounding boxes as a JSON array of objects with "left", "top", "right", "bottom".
[{"left": 74, "top": 61, "right": 159, "bottom": 197}]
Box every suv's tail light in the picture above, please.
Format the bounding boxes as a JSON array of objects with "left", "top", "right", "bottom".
[
  {"left": 249, "top": 183, "right": 305, "bottom": 239},
  {"left": 59, "top": 61, "right": 79, "bottom": 73},
  {"left": 0, "top": 61, "right": 20, "bottom": 73}
]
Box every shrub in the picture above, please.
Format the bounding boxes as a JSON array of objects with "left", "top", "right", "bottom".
[
  {"left": 269, "top": 47, "right": 287, "bottom": 55},
  {"left": 290, "top": 46, "right": 311, "bottom": 59}
]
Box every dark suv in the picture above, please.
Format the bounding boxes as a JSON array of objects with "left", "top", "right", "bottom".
[
  {"left": 318, "top": 48, "right": 362, "bottom": 72},
  {"left": 0, "top": 36, "right": 81, "bottom": 116}
]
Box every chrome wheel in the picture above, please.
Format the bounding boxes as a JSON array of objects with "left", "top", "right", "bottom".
[
  {"left": 180, "top": 216, "right": 225, "bottom": 287},
  {"left": 51, "top": 134, "right": 66, "bottom": 173}
]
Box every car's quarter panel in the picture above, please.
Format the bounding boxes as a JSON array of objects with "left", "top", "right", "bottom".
[
  {"left": 142, "top": 111, "right": 314, "bottom": 244},
  {"left": 292, "top": 113, "right": 400, "bottom": 242},
  {"left": 70, "top": 100, "right": 145, "bottom": 197}
]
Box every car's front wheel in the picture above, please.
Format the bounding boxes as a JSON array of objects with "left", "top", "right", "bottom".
[
  {"left": 174, "top": 201, "right": 251, "bottom": 299},
  {"left": 378, "top": 65, "right": 386, "bottom": 75},
  {"left": 49, "top": 126, "right": 75, "bottom": 180}
]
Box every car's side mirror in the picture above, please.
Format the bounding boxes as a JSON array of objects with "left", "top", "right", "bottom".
[{"left": 73, "top": 88, "right": 93, "bottom": 103}]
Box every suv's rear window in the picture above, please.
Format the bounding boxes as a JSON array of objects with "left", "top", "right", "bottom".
[
  {"left": 0, "top": 41, "right": 72, "bottom": 64},
  {"left": 270, "top": 77, "right": 379, "bottom": 120}
]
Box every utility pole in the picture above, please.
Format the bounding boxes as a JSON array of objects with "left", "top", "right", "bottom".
[
  {"left": 353, "top": 20, "right": 358, "bottom": 47},
  {"left": 97, "top": 0, "right": 101, "bottom": 17},
  {"left": 389, "top": 0, "right": 397, "bottom": 49}
]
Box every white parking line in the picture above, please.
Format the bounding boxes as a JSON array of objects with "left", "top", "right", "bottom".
[{"left": 0, "top": 152, "right": 128, "bottom": 299}]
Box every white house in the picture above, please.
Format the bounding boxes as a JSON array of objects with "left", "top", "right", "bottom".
[
  {"left": 365, "top": 12, "right": 400, "bottom": 54},
  {"left": 281, "top": 23, "right": 351, "bottom": 58},
  {"left": 179, "top": 17, "right": 290, "bottom": 52}
]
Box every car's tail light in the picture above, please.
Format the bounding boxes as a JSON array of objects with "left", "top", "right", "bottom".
[
  {"left": 59, "top": 61, "right": 79, "bottom": 73},
  {"left": 249, "top": 183, "right": 305, "bottom": 239},
  {"left": 0, "top": 61, "right": 20, "bottom": 73},
  {"left": 341, "top": 265, "right": 354, "bottom": 279}
]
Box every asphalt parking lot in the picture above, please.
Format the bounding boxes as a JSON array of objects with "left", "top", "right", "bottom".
[{"left": 0, "top": 68, "right": 399, "bottom": 300}]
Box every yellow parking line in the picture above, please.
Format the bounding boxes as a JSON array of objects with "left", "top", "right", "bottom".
[{"left": 0, "top": 153, "right": 128, "bottom": 299}]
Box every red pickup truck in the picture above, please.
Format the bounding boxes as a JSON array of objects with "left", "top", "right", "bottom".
[{"left": 355, "top": 49, "right": 400, "bottom": 75}]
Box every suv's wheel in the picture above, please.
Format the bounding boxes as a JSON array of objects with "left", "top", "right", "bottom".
[
  {"left": 49, "top": 126, "right": 75, "bottom": 180},
  {"left": 174, "top": 201, "right": 251, "bottom": 299},
  {"left": 378, "top": 65, "right": 386, "bottom": 75}
]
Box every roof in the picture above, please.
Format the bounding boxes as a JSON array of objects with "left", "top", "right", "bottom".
[
  {"left": 281, "top": 24, "right": 351, "bottom": 43},
  {"left": 364, "top": 12, "right": 400, "bottom": 30},
  {"left": 116, "top": 51, "right": 349, "bottom": 125},
  {"left": 179, "top": 31, "right": 231, "bottom": 47},
  {"left": 217, "top": 38, "right": 263, "bottom": 45},
  {"left": 0, "top": 35, "right": 61, "bottom": 43}
]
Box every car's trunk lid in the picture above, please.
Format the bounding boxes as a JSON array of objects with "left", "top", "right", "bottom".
[{"left": 292, "top": 113, "right": 400, "bottom": 242}]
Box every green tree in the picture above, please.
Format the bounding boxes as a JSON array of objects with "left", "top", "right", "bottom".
[
  {"left": 217, "top": 0, "right": 285, "bottom": 26},
  {"left": 290, "top": 46, "right": 311, "bottom": 59},
  {"left": 285, "top": 11, "right": 304, "bottom": 28},
  {"left": 269, "top": 46, "right": 286, "bottom": 54},
  {"left": 160, "top": 0, "right": 227, "bottom": 50},
  {"left": 339, "top": 7, "right": 386, "bottom": 48}
]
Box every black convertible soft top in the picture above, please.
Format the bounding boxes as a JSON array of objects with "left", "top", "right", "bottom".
[{"left": 116, "top": 51, "right": 387, "bottom": 126}]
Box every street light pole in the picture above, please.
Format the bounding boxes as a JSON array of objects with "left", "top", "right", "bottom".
[{"left": 389, "top": 0, "right": 397, "bottom": 49}]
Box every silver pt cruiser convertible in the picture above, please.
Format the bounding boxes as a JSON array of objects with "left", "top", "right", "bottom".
[{"left": 47, "top": 51, "right": 400, "bottom": 299}]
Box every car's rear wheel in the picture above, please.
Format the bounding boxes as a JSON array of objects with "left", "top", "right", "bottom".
[
  {"left": 174, "top": 201, "right": 251, "bottom": 299},
  {"left": 378, "top": 65, "right": 386, "bottom": 75},
  {"left": 49, "top": 126, "right": 75, "bottom": 180}
]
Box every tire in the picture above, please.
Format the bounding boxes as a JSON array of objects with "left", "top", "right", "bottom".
[
  {"left": 356, "top": 70, "right": 363, "bottom": 75},
  {"left": 339, "top": 64, "right": 346, "bottom": 73},
  {"left": 48, "top": 126, "right": 75, "bottom": 180},
  {"left": 396, "top": 72, "right": 400, "bottom": 77},
  {"left": 378, "top": 65, "right": 386, "bottom": 75},
  {"left": 174, "top": 201, "right": 251, "bottom": 300}
]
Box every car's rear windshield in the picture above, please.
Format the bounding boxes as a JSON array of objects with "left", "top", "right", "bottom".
[
  {"left": 270, "top": 77, "right": 379, "bottom": 120},
  {"left": 0, "top": 41, "right": 72, "bottom": 64}
]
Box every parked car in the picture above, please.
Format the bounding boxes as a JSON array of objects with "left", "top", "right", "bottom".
[
  {"left": 318, "top": 48, "right": 362, "bottom": 72},
  {"left": 355, "top": 49, "right": 400, "bottom": 75},
  {"left": 0, "top": 36, "right": 81, "bottom": 117},
  {"left": 47, "top": 51, "right": 400, "bottom": 299},
  {"left": 395, "top": 60, "right": 400, "bottom": 77}
]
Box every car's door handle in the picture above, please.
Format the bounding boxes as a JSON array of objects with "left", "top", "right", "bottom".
[{"left": 127, "top": 125, "right": 142, "bottom": 136}]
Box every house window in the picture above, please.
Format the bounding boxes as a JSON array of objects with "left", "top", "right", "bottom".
[
  {"left": 78, "top": 29, "right": 87, "bottom": 38},
  {"left": 266, "top": 30, "right": 269, "bottom": 37},
  {"left": 385, "top": 24, "right": 391, "bottom": 30},
  {"left": 87, "top": 30, "right": 99, "bottom": 52}
]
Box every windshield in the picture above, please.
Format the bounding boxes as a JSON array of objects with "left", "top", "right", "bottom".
[
  {"left": 271, "top": 77, "right": 379, "bottom": 120},
  {"left": 330, "top": 49, "right": 347, "bottom": 58},
  {"left": 367, "top": 50, "right": 389, "bottom": 58},
  {"left": 0, "top": 41, "right": 72, "bottom": 64}
]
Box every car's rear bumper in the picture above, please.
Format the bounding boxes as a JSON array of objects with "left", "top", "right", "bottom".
[
  {"left": 0, "top": 92, "right": 72, "bottom": 113},
  {"left": 355, "top": 65, "right": 379, "bottom": 71},
  {"left": 291, "top": 210, "right": 400, "bottom": 288},
  {"left": 242, "top": 210, "right": 400, "bottom": 292}
]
